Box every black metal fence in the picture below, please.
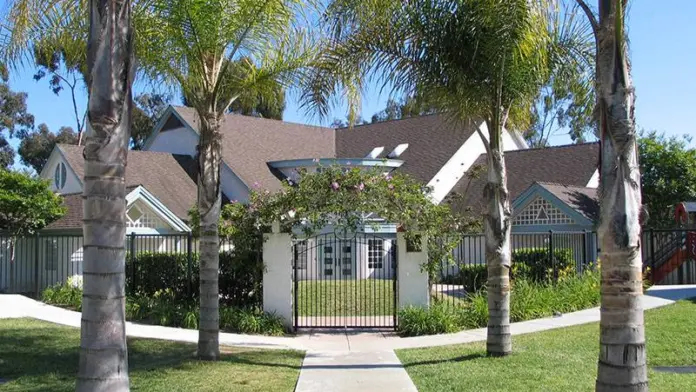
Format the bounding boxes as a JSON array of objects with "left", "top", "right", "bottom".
[
  {"left": 642, "top": 228, "right": 696, "bottom": 285},
  {"left": 292, "top": 232, "right": 398, "bottom": 329},
  {"left": 431, "top": 231, "right": 600, "bottom": 307}
]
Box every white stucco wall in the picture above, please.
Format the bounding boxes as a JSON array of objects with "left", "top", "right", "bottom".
[
  {"left": 262, "top": 228, "right": 293, "bottom": 328},
  {"left": 397, "top": 233, "right": 430, "bottom": 309},
  {"left": 427, "top": 121, "right": 525, "bottom": 204},
  {"left": 147, "top": 127, "right": 199, "bottom": 156}
]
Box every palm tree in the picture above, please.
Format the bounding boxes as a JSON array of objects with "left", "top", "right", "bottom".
[
  {"left": 76, "top": 0, "right": 133, "bottom": 390},
  {"left": 576, "top": 1, "right": 647, "bottom": 390},
  {"left": 304, "top": 0, "right": 549, "bottom": 356},
  {"left": 138, "top": 0, "right": 315, "bottom": 360}
]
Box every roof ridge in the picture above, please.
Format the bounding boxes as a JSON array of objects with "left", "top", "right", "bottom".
[
  {"left": 171, "top": 105, "right": 335, "bottom": 131},
  {"left": 336, "top": 112, "right": 444, "bottom": 130},
  {"left": 536, "top": 181, "right": 596, "bottom": 190},
  {"left": 506, "top": 141, "right": 599, "bottom": 154}
]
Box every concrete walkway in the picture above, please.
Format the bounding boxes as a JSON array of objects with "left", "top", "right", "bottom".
[{"left": 1, "top": 285, "right": 694, "bottom": 392}]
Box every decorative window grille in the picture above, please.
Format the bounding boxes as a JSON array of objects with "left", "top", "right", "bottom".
[
  {"left": 513, "top": 197, "right": 573, "bottom": 225},
  {"left": 127, "top": 204, "right": 165, "bottom": 229},
  {"left": 368, "top": 239, "right": 383, "bottom": 269}
]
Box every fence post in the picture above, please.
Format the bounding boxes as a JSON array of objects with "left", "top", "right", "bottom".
[
  {"left": 582, "top": 230, "right": 588, "bottom": 274},
  {"left": 187, "top": 232, "right": 193, "bottom": 298},
  {"left": 33, "top": 232, "right": 40, "bottom": 297},
  {"left": 649, "top": 229, "right": 656, "bottom": 284},
  {"left": 548, "top": 230, "right": 556, "bottom": 281},
  {"left": 129, "top": 232, "right": 136, "bottom": 296}
]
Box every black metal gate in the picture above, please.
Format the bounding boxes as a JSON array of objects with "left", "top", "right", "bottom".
[{"left": 292, "top": 232, "right": 398, "bottom": 329}]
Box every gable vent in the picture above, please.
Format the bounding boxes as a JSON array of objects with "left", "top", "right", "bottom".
[
  {"left": 365, "top": 147, "right": 385, "bottom": 159},
  {"left": 387, "top": 143, "right": 409, "bottom": 158}
]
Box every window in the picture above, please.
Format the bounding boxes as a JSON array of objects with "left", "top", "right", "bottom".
[
  {"left": 54, "top": 162, "right": 67, "bottom": 190},
  {"left": 368, "top": 239, "right": 383, "bottom": 269},
  {"left": 127, "top": 204, "right": 165, "bottom": 229},
  {"left": 294, "top": 241, "right": 307, "bottom": 270},
  {"left": 513, "top": 197, "right": 573, "bottom": 226},
  {"left": 44, "top": 239, "right": 58, "bottom": 271}
]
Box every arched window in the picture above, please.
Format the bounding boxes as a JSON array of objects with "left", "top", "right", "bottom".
[{"left": 54, "top": 162, "right": 67, "bottom": 190}]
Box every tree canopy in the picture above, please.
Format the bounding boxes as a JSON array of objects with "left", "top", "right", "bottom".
[
  {"left": 639, "top": 131, "right": 696, "bottom": 228},
  {"left": 0, "top": 62, "right": 34, "bottom": 169},
  {"left": 17, "top": 124, "right": 77, "bottom": 173},
  {"left": 0, "top": 169, "right": 65, "bottom": 235}
]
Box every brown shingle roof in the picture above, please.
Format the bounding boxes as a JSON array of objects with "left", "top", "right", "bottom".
[
  {"left": 537, "top": 182, "right": 599, "bottom": 222},
  {"left": 172, "top": 106, "right": 335, "bottom": 191},
  {"left": 56, "top": 144, "right": 198, "bottom": 220},
  {"left": 335, "top": 114, "right": 480, "bottom": 183},
  {"left": 44, "top": 193, "right": 83, "bottom": 230},
  {"left": 448, "top": 142, "right": 600, "bottom": 216}
]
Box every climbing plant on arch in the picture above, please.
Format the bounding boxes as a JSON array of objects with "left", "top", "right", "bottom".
[{"left": 201, "top": 165, "right": 481, "bottom": 277}]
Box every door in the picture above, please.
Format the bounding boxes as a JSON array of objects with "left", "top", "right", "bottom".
[{"left": 319, "top": 238, "right": 355, "bottom": 279}]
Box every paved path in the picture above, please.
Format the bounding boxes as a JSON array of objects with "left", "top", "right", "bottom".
[{"left": 1, "top": 285, "right": 695, "bottom": 392}]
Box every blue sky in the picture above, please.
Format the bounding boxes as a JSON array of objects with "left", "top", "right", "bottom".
[{"left": 7, "top": 0, "right": 696, "bottom": 155}]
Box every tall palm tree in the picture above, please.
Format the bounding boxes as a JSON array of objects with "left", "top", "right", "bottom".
[
  {"left": 138, "top": 0, "right": 315, "bottom": 360},
  {"left": 303, "top": 0, "right": 549, "bottom": 356},
  {"left": 76, "top": 0, "right": 134, "bottom": 390},
  {"left": 576, "top": 1, "right": 647, "bottom": 390}
]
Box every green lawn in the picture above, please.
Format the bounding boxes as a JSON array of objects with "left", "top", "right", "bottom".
[
  {"left": 0, "top": 318, "right": 303, "bottom": 392},
  {"left": 397, "top": 299, "right": 696, "bottom": 392},
  {"left": 296, "top": 279, "right": 395, "bottom": 316}
]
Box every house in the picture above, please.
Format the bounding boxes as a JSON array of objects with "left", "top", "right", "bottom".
[{"left": 6, "top": 106, "right": 599, "bottom": 290}]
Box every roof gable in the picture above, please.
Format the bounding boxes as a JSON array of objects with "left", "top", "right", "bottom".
[
  {"left": 56, "top": 144, "right": 197, "bottom": 219},
  {"left": 447, "top": 142, "right": 600, "bottom": 216}
]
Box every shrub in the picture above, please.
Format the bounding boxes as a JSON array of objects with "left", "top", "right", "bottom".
[
  {"left": 398, "top": 302, "right": 461, "bottom": 337},
  {"left": 439, "top": 247, "right": 577, "bottom": 293},
  {"left": 399, "top": 268, "right": 600, "bottom": 336},
  {"left": 41, "top": 278, "right": 83, "bottom": 310},
  {"left": 126, "top": 249, "right": 263, "bottom": 308}
]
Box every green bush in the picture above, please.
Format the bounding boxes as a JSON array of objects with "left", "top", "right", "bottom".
[
  {"left": 126, "top": 249, "right": 263, "bottom": 308},
  {"left": 42, "top": 284, "right": 282, "bottom": 336},
  {"left": 41, "top": 279, "right": 82, "bottom": 310},
  {"left": 399, "top": 268, "right": 600, "bottom": 336},
  {"left": 440, "top": 247, "right": 577, "bottom": 293},
  {"left": 398, "top": 302, "right": 461, "bottom": 337}
]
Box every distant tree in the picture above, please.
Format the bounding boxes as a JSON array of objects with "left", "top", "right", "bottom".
[
  {"left": 132, "top": 93, "right": 171, "bottom": 150},
  {"left": 370, "top": 95, "right": 437, "bottom": 123},
  {"left": 17, "top": 124, "right": 78, "bottom": 173},
  {"left": 525, "top": 1, "right": 595, "bottom": 147},
  {"left": 639, "top": 131, "right": 696, "bottom": 228},
  {"left": 0, "top": 63, "right": 35, "bottom": 169},
  {"left": 0, "top": 169, "right": 65, "bottom": 291}
]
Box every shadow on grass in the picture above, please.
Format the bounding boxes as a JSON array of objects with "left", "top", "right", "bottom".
[
  {"left": 0, "top": 323, "right": 303, "bottom": 384},
  {"left": 401, "top": 352, "right": 488, "bottom": 368}
]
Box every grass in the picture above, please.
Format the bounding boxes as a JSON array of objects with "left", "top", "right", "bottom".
[
  {"left": 0, "top": 318, "right": 303, "bottom": 392},
  {"left": 296, "top": 279, "right": 395, "bottom": 316},
  {"left": 396, "top": 299, "right": 696, "bottom": 392}
]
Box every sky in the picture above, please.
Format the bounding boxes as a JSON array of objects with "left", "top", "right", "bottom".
[{"left": 6, "top": 0, "right": 696, "bottom": 159}]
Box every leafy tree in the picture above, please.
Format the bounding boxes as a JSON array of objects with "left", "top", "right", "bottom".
[
  {"left": 304, "top": 0, "right": 550, "bottom": 356},
  {"left": 576, "top": 1, "right": 647, "bottom": 390},
  {"left": 525, "top": 1, "right": 596, "bottom": 147},
  {"left": 132, "top": 93, "right": 171, "bottom": 150},
  {"left": 0, "top": 169, "right": 65, "bottom": 291},
  {"left": 17, "top": 124, "right": 78, "bottom": 173},
  {"left": 370, "top": 95, "right": 437, "bottom": 123},
  {"left": 76, "top": 1, "right": 134, "bottom": 390},
  {"left": 0, "top": 62, "right": 35, "bottom": 169},
  {"left": 639, "top": 131, "right": 696, "bottom": 228},
  {"left": 138, "top": 0, "right": 316, "bottom": 360}
]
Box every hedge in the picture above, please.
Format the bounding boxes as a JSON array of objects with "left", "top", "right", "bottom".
[
  {"left": 126, "top": 249, "right": 263, "bottom": 308},
  {"left": 440, "top": 247, "right": 576, "bottom": 293}
]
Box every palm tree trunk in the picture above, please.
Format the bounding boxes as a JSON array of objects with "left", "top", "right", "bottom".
[
  {"left": 77, "top": 1, "right": 134, "bottom": 391},
  {"left": 594, "top": 1, "right": 647, "bottom": 391},
  {"left": 197, "top": 111, "right": 222, "bottom": 361},
  {"left": 484, "top": 114, "right": 512, "bottom": 357}
]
